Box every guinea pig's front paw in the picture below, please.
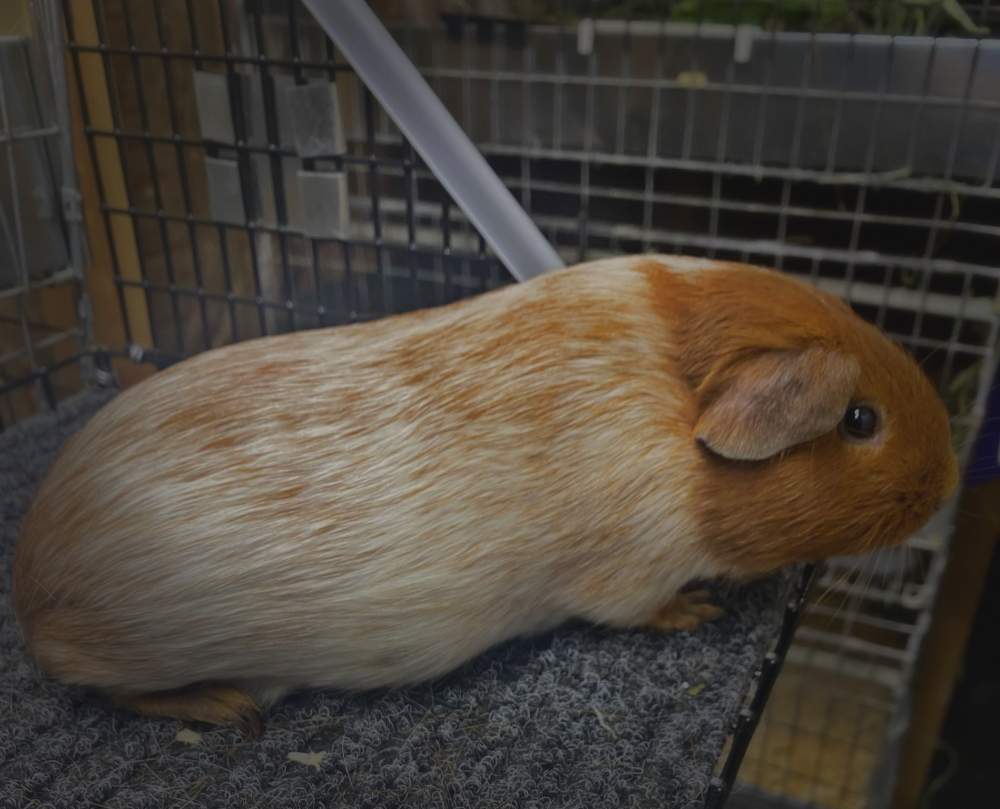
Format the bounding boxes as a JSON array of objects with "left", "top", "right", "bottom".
[
  {"left": 645, "top": 590, "right": 724, "bottom": 632},
  {"left": 113, "top": 684, "right": 263, "bottom": 738}
]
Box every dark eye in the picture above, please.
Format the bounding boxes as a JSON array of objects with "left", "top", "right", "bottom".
[{"left": 841, "top": 405, "right": 879, "bottom": 441}]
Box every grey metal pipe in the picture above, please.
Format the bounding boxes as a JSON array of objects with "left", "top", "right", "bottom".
[{"left": 300, "top": 0, "right": 563, "bottom": 281}]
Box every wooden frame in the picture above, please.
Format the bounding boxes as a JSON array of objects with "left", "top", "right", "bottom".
[{"left": 66, "top": 0, "right": 153, "bottom": 386}]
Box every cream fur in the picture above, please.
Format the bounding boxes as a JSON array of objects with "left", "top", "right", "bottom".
[{"left": 15, "top": 255, "right": 724, "bottom": 700}]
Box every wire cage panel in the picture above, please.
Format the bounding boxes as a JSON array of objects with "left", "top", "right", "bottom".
[
  {"left": 385, "top": 11, "right": 1000, "bottom": 809},
  {"left": 63, "top": 0, "right": 512, "bottom": 367},
  {"left": 393, "top": 18, "right": 1000, "bottom": 396},
  {"left": 420, "top": 23, "right": 1000, "bottom": 183},
  {"left": 0, "top": 1, "right": 87, "bottom": 430},
  {"left": 0, "top": 37, "right": 69, "bottom": 285}
]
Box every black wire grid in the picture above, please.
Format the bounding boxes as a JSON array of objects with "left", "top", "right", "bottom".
[
  {"left": 62, "top": 0, "right": 511, "bottom": 368},
  {"left": 58, "top": 1, "right": 1000, "bottom": 441},
  {"left": 0, "top": 2, "right": 87, "bottom": 428}
]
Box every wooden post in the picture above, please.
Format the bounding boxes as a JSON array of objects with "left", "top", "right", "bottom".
[{"left": 66, "top": 0, "right": 153, "bottom": 383}]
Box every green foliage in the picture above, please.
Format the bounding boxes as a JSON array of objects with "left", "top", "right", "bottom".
[{"left": 520, "top": 0, "right": 989, "bottom": 36}]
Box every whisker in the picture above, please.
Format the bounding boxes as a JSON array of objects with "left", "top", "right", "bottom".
[
  {"left": 864, "top": 547, "right": 882, "bottom": 608},
  {"left": 919, "top": 346, "right": 947, "bottom": 370},
  {"left": 812, "top": 567, "right": 850, "bottom": 610},
  {"left": 899, "top": 543, "right": 915, "bottom": 596},
  {"left": 965, "top": 414, "right": 1000, "bottom": 427},
  {"left": 828, "top": 554, "right": 870, "bottom": 629}
]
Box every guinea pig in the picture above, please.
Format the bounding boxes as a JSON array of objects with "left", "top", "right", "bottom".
[{"left": 12, "top": 254, "right": 959, "bottom": 735}]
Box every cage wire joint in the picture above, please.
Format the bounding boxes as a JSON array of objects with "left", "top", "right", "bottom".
[{"left": 300, "top": 0, "right": 563, "bottom": 282}]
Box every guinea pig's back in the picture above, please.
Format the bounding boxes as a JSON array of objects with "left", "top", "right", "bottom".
[{"left": 13, "top": 261, "right": 696, "bottom": 694}]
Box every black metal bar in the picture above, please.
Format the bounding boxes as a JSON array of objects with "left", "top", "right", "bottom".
[
  {"left": 112, "top": 269, "right": 506, "bottom": 327},
  {"left": 97, "top": 202, "right": 489, "bottom": 260},
  {"left": 92, "top": 348, "right": 115, "bottom": 387},
  {"left": 216, "top": 0, "right": 269, "bottom": 338},
  {"left": 906, "top": 39, "right": 944, "bottom": 349},
  {"left": 101, "top": 287, "right": 385, "bottom": 340},
  {"left": 403, "top": 139, "right": 419, "bottom": 309},
  {"left": 364, "top": 88, "right": 391, "bottom": 313},
  {"left": 287, "top": 2, "right": 327, "bottom": 327},
  {"left": 343, "top": 236, "right": 358, "bottom": 321},
  {"left": 250, "top": 3, "right": 296, "bottom": 333},
  {"left": 62, "top": 0, "right": 135, "bottom": 345},
  {"left": 184, "top": 0, "right": 202, "bottom": 69},
  {"left": 703, "top": 565, "right": 819, "bottom": 809},
  {"left": 216, "top": 222, "right": 240, "bottom": 343},
  {"left": 60, "top": 40, "right": 1000, "bottom": 115},
  {"left": 81, "top": 126, "right": 1000, "bottom": 250},
  {"left": 0, "top": 350, "right": 92, "bottom": 397},
  {"left": 120, "top": 0, "right": 185, "bottom": 354},
  {"left": 576, "top": 22, "right": 591, "bottom": 263},
  {"left": 21, "top": 39, "right": 71, "bottom": 253},
  {"left": 308, "top": 238, "right": 327, "bottom": 327},
  {"left": 82, "top": 126, "right": 399, "bottom": 165},
  {"left": 186, "top": 0, "right": 231, "bottom": 346},
  {"left": 103, "top": 344, "right": 183, "bottom": 371},
  {"left": 38, "top": 369, "right": 56, "bottom": 410},
  {"left": 937, "top": 61, "right": 984, "bottom": 388},
  {"left": 848, "top": 43, "right": 898, "bottom": 323},
  {"left": 323, "top": 20, "right": 357, "bottom": 324},
  {"left": 91, "top": 0, "right": 161, "bottom": 349},
  {"left": 68, "top": 40, "right": 351, "bottom": 72},
  {"left": 441, "top": 197, "right": 454, "bottom": 304},
  {"left": 287, "top": 2, "right": 313, "bottom": 168},
  {"left": 113, "top": 278, "right": 284, "bottom": 310},
  {"left": 477, "top": 232, "right": 488, "bottom": 294},
  {"left": 519, "top": 28, "right": 533, "bottom": 249},
  {"left": 0, "top": 313, "right": 84, "bottom": 335},
  {"left": 113, "top": 261, "right": 488, "bottom": 308},
  {"left": 152, "top": 0, "right": 211, "bottom": 351}
]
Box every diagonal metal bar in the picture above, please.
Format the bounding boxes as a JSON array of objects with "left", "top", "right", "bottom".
[{"left": 300, "top": 0, "right": 563, "bottom": 282}]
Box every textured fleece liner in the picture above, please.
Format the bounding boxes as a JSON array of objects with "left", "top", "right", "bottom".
[{"left": 0, "top": 388, "right": 791, "bottom": 809}]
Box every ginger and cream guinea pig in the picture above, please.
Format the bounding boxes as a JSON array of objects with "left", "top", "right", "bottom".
[{"left": 12, "top": 255, "right": 958, "bottom": 733}]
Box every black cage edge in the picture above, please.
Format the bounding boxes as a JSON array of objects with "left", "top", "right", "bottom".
[{"left": 704, "top": 564, "right": 819, "bottom": 809}]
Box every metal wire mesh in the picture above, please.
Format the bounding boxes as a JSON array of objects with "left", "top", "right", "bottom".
[
  {"left": 29, "top": 1, "right": 1000, "bottom": 807},
  {"left": 401, "top": 14, "right": 999, "bottom": 437},
  {"left": 386, "top": 9, "right": 993, "bottom": 807},
  {"left": 0, "top": 0, "right": 87, "bottom": 428},
  {"left": 385, "top": 7, "right": 988, "bottom": 808},
  {"left": 61, "top": 0, "right": 510, "bottom": 368}
]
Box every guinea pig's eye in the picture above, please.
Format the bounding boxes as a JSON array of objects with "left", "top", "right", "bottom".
[{"left": 840, "top": 404, "right": 879, "bottom": 441}]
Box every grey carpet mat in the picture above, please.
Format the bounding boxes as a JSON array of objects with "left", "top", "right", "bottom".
[{"left": 1, "top": 388, "right": 792, "bottom": 809}]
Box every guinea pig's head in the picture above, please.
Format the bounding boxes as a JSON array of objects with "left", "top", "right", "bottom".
[{"left": 646, "top": 260, "right": 960, "bottom": 575}]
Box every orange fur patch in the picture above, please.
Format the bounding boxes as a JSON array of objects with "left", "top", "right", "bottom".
[{"left": 640, "top": 259, "right": 958, "bottom": 574}]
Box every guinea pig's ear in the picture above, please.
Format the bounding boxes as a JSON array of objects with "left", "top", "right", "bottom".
[{"left": 694, "top": 346, "right": 859, "bottom": 461}]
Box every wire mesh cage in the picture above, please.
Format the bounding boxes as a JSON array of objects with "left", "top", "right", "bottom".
[
  {"left": 2, "top": 0, "right": 998, "bottom": 807},
  {"left": 375, "top": 7, "right": 1000, "bottom": 807},
  {"left": 60, "top": 0, "right": 513, "bottom": 366},
  {"left": 0, "top": 0, "right": 88, "bottom": 428}
]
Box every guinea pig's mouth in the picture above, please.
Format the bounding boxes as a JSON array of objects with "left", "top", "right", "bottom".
[
  {"left": 895, "top": 497, "right": 955, "bottom": 553},
  {"left": 907, "top": 457, "right": 959, "bottom": 516}
]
